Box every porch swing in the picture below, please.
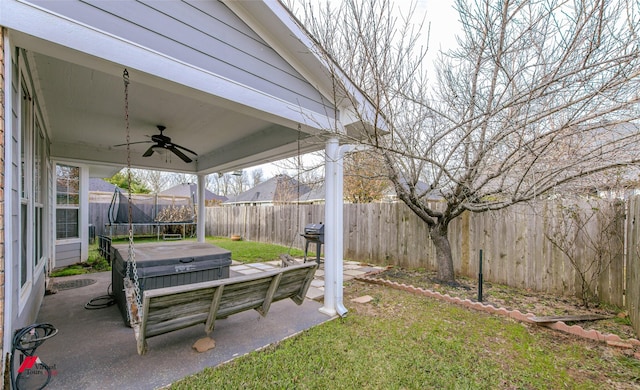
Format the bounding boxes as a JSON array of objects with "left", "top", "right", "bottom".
[
  {"left": 120, "top": 70, "right": 318, "bottom": 355},
  {"left": 120, "top": 68, "right": 144, "bottom": 340}
]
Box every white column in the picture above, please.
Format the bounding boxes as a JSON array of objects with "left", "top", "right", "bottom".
[
  {"left": 320, "top": 138, "right": 348, "bottom": 317},
  {"left": 197, "top": 174, "right": 206, "bottom": 243},
  {"left": 334, "top": 145, "right": 349, "bottom": 316},
  {"left": 80, "top": 166, "right": 89, "bottom": 261}
]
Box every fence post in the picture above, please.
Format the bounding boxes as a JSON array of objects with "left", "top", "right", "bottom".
[{"left": 478, "top": 249, "right": 483, "bottom": 302}]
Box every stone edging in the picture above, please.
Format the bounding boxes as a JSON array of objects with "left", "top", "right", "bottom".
[{"left": 356, "top": 274, "right": 640, "bottom": 359}]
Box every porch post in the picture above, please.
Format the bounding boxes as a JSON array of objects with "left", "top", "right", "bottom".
[
  {"left": 197, "top": 174, "right": 206, "bottom": 243},
  {"left": 320, "top": 138, "right": 347, "bottom": 317}
]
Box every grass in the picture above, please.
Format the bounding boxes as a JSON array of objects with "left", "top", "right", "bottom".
[
  {"left": 51, "top": 236, "right": 306, "bottom": 277},
  {"left": 204, "top": 236, "right": 305, "bottom": 263},
  {"left": 50, "top": 243, "right": 110, "bottom": 277},
  {"left": 171, "top": 281, "right": 640, "bottom": 389},
  {"left": 50, "top": 238, "right": 638, "bottom": 388},
  {"left": 110, "top": 235, "right": 306, "bottom": 263}
]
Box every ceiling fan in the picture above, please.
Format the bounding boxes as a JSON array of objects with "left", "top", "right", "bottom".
[{"left": 115, "top": 125, "right": 197, "bottom": 163}]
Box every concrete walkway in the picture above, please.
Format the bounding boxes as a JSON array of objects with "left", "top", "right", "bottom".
[{"left": 31, "top": 259, "right": 382, "bottom": 389}]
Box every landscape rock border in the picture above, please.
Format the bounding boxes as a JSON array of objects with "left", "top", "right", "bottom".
[{"left": 356, "top": 273, "right": 640, "bottom": 360}]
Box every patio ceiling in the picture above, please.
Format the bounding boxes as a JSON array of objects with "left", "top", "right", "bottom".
[
  {"left": 32, "top": 50, "right": 324, "bottom": 177},
  {"left": 0, "top": 0, "right": 349, "bottom": 179}
]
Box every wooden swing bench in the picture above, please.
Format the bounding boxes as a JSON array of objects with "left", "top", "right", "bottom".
[{"left": 128, "top": 261, "right": 318, "bottom": 355}]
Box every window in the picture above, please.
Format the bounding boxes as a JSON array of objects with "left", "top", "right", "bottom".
[
  {"left": 20, "top": 80, "right": 31, "bottom": 287},
  {"left": 17, "top": 53, "right": 50, "bottom": 298},
  {"left": 56, "top": 164, "right": 80, "bottom": 239},
  {"left": 34, "top": 119, "right": 45, "bottom": 265}
]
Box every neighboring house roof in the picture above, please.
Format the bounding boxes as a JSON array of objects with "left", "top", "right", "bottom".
[
  {"left": 89, "top": 178, "right": 118, "bottom": 193},
  {"left": 160, "top": 183, "right": 227, "bottom": 203},
  {"left": 297, "top": 183, "right": 326, "bottom": 203},
  {"left": 383, "top": 177, "right": 445, "bottom": 202},
  {"left": 225, "top": 175, "right": 311, "bottom": 205}
]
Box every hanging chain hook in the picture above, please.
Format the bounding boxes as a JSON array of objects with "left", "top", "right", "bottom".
[{"left": 123, "top": 68, "right": 142, "bottom": 323}]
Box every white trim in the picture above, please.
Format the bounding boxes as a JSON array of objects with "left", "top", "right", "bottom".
[
  {"left": 80, "top": 166, "right": 89, "bottom": 261},
  {"left": 51, "top": 160, "right": 88, "bottom": 267},
  {"left": 3, "top": 31, "right": 14, "bottom": 362},
  {"left": 17, "top": 51, "right": 33, "bottom": 315},
  {"left": 197, "top": 175, "right": 206, "bottom": 242}
]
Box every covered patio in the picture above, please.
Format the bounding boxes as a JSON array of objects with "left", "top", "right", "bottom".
[
  {"left": 1, "top": 0, "right": 380, "bottom": 385},
  {"left": 35, "top": 273, "right": 324, "bottom": 389},
  {"left": 34, "top": 260, "right": 382, "bottom": 389}
]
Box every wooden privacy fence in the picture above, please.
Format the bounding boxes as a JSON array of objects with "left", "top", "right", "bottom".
[
  {"left": 205, "top": 199, "right": 627, "bottom": 309},
  {"left": 89, "top": 192, "right": 193, "bottom": 237},
  {"left": 626, "top": 196, "right": 640, "bottom": 338}
]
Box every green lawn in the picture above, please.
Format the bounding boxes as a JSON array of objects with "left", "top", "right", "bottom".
[
  {"left": 51, "top": 236, "right": 306, "bottom": 277},
  {"left": 204, "top": 236, "right": 305, "bottom": 263},
  {"left": 170, "top": 281, "right": 640, "bottom": 389},
  {"left": 50, "top": 243, "right": 110, "bottom": 277},
  {"left": 50, "top": 238, "right": 639, "bottom": 388}
]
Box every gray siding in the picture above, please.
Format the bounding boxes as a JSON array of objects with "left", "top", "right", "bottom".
[
  {"left": 16, "top": 272, "right": 45, "bottom": 332},
  {"left": 10, "top": 52, "right": 20, "bottom": 328},
  {"left": 55, "top": 242, "right": 82, "bottom": 268},
  {"left": 28, "top": 0, "right": 333, "bottom": 116}
]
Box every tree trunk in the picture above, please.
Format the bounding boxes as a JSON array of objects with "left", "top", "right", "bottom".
[{"left": 430, "top": 224, "right": 455, "bottom": 283}]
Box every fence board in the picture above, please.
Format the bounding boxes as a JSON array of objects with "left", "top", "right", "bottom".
[
  {"left": 627, "top": 197, "right": 640, "bottom": 337},
  {"left": 200, "top": 199, "right": 626, "bottom": 309},
  {"left": 83, "top": 197, "right": 631, "bottom": 335}
]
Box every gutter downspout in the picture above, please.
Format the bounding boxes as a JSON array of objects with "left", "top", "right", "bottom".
[{"left": 197, "top": 175, "right": 206, "bottom": 243}]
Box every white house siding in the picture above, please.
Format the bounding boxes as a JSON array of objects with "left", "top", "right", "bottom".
[{"left": 27, "top": 0, "right": 334, "bottom": 117}]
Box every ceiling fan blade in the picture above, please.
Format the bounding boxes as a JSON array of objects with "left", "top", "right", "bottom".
[
  {"left": 142, "top": 145, "right": 155, "bottom": 157},
  {"left": 172, "top": 143, "right": 198, "bottom": 156},
  {"left": 113, "top": 140, "right": 152, "bottom": 147},
  {"left": 169, "top": 146, "right": 193, "bottom": 163}
]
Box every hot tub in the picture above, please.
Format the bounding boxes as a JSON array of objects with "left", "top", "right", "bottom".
[{"left": 111, "top": 242, "right": 232, "bottom": 326}]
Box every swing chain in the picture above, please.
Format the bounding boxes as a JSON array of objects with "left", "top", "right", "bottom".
[
  {"left": 123, "top": 69, "right": 142, "bottom": 322},
  {"left": 128, "top": 227, "right": 141, "bottom": 308}
]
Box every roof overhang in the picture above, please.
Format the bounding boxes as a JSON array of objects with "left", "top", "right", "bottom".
[{"left": 2, "top": 0, "right": 381, "bottom": 176}]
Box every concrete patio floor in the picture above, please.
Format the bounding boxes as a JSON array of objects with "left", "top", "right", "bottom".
[{"left": 31, "top": 260, "right": 382, "bottom": 389}]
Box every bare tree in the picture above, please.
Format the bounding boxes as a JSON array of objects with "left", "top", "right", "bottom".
[
  {"left": 207, "top": 170, "right": 258, "bottom": 197},
  {"left": 297, "top": 0, "right": 640, "bottom": 282},
  {"left": 133, "top": 169, "right": 171, "bottom": 193},
  {"left": 230, "top": 171, "right": 250, "bottom": 196},
  {"left": 271, "top": 152, "right": 325, "bottom": 189},
  {"left": 162, "top": 172, "right": 197, "bottom": 189},
  {"left": 208, "top": 173, "right": 235, "bottom": 197},
  {"left": 343, "top": 151, "right": 389, "bottom": 203},
  {"left": 272, "top": 175, "right": 309, "bottom": 204},
  {"left": 250, "top": 168, "right": 265, "bottom": 188},
  {"left": 544, "top": 198, "right": 625, "bottom": 307}
]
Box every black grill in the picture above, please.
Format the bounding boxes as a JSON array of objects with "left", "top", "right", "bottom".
[
  {"left": 301, "top": 223, "right": 324, "bottom": 264},
  {"left": 303, "top": 223, "right": 324, "bottom": 243}
]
